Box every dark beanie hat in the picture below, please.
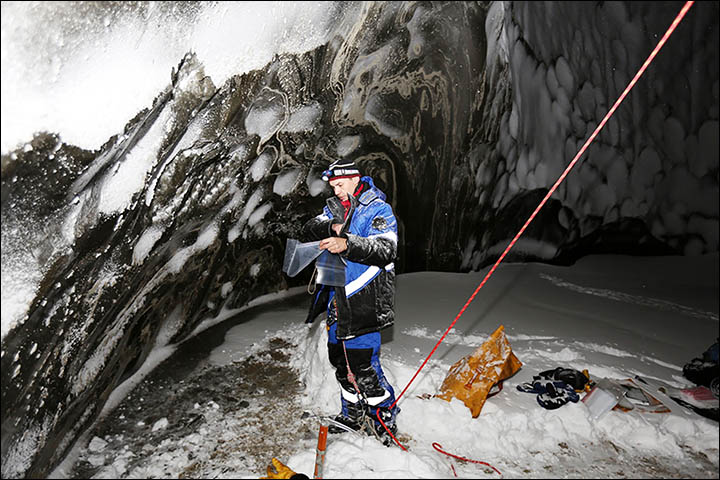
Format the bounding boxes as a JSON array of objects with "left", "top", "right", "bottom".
[{"left": 322, "top": 160, "right": 361, "bottom": 182}]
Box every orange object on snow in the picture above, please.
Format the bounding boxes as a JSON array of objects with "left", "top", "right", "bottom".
[
  {"left": 436, "top": 325, "right": 522, "bottom": 417},
  {"left": 313, "top": 424, "right": 328, "bottom": 479}
]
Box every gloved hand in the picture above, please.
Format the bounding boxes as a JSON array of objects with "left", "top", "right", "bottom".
[
  {"left": 261, "top": 458, "right": 297, "bottom": 479},
  {"left": 326, "top": 196, "right": 347, "bottom": 224}
]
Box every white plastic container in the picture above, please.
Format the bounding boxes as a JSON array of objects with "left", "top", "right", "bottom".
[{"left": 582, "top": 378, "right": 624, "bottom": 419}]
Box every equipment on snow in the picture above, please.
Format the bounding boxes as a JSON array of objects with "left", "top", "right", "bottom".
[
  {"left": 537, "top": 367, "right": 592, "bottom": 392},
  {"left": 635, "top": 374, "right": 719, "bottom": 421},
  {"left": 612, "top": 378, "right": 672, "bottom": 414},
  {"left": 537, "top": 384, "right": 580, "bottom": 409},
  {"left": 582, "top": 377, "right": 626, "bottom": 419},
  {"left": 436, "top": 325, "right": 522, "bottom": 417},
  {"left": 580, "top": 376, "right": 673, "bottom": 418},
  {"left": 261, "top": 458, "right": 309, "bottom": 480},
  {"left": 682, "top": 340, "right": 719, "bottom": 390},
  {"left": 516, "top": 366, "right": 592, "bottom": 410},
  {"left": 660, "top": 384, "right": 718, "bottom": 421},
  {"left": 517, "top": 378, "right": 580, "bottom": 410},
  {"left": 313, "top": 424, "right": 328, "bottom": 479}
]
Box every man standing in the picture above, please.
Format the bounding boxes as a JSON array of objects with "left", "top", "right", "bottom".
[{"left": 301, "top": 159, "right": 399, "bottom": 443}]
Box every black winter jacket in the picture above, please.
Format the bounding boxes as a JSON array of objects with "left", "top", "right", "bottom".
[{"left": 302, "top": 177, "right": 397, "bottom": 340}]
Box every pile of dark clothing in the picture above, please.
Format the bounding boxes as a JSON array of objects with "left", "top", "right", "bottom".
[{"left": 517, "top": 367, "right": 592, "bottom": 410}]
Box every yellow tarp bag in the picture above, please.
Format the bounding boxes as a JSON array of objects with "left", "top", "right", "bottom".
[{"left": 436, "top": 325, "right": 522, "bottom": 417}]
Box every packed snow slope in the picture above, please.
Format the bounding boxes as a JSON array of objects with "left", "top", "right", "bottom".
[{"left": 53, "top": 253, "right": 719, "bottom": 479}]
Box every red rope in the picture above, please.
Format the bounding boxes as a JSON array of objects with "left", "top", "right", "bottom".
[
  {"left": 433, "top": 443, "right": 503, "bottom": 476},
  {"left": 376, "top": 0, "right": 695, "bottom": 454}
]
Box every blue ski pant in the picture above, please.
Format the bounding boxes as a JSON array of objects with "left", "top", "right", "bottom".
[{"left": 327, "top": 322, "right": 397, "bottom": 422}]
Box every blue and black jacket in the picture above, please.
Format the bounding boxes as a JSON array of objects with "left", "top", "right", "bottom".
[{"left": 302, "top": 176, "right": 397, "bottom": 340}]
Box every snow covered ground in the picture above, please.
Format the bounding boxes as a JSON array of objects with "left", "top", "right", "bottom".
[{"left": 52, "top": 253, "right": 718, "bottom": 479}]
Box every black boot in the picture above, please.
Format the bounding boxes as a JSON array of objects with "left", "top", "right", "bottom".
[
  {"left": 367, "top": 406, "right": 399, "bottom": 446},
  {"left": 328, "top": 399, "right": 365, "bottom": 434}
]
